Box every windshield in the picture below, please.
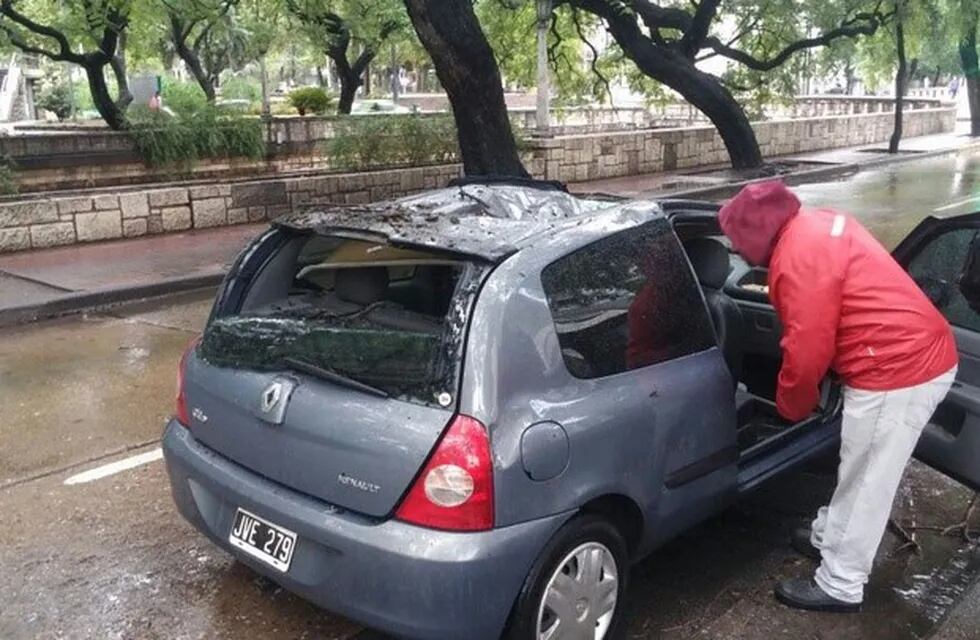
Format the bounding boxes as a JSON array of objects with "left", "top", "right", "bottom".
[{"left": 200, "top": 232, "right": 486, "bottom": 407}]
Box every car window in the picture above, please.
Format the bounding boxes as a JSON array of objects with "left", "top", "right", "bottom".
[
  {"left": 907, "top": 227, "right": 980, "bottom": 332},
  {"left": 201, "top": 233, "right": 485, "bottom": 407},
  {"left": 541, "top": 218, "right": 715, "bottom": 378}
]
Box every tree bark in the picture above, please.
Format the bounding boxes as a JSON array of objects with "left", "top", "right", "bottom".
[
  {"left": 889, "top": 13, "right": 907, "bottom": 154},
  {"left": 110, "top": 31, "right": 132, "bottom": 112},
  {"left": 85, "top": 62, "right": 127, "bottom": 130},
  {"left": 403, "top": 0, "right": 528, "bottom": 177},
  {"left": 331, "top": 50, "right": 374, "bottom": 115},
  {"left": 961, "top": 20, "right": 980, "bottom": 136},
  {"left": 170, "top": 16, "right": 216, "bottom": 102},
  {"left": 572, "top": 1, "right": 762, "bottom": 168}
]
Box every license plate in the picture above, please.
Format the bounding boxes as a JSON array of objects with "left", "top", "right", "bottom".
[{"left": 228, "top": 508, "right": 297, "bottom": 572}]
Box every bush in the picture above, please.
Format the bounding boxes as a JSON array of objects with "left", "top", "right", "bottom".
[
  {"left": 0, "top": 156, "right": 17, "bottom": 195},
  {"left": 288, "top": 87, "right": 332, "bottom": 116},
  {"left": 129, "top": 106, "right": 266, "bottom": 171},
  {"left": 221, "top": 76, "right": 262, "bottom": 104},
  {"left": 161, "top": 80, "right": 209, "bottom": 117},
  {"left": 327, "top": 114, "right": 459, "bottom": 170},
  {"left": 37, "top": 82, "right": 74, "bottom": 120}
]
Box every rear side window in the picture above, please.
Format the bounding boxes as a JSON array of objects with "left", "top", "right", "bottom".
[
  {"left": 906, "top": 227, "right": 980, "bottom": 332},
  {"left": 541, "top": 218, "right": 714, "bottom": 378},
  {"left": 200, "top": 232, "right": 486, "bottom": 407}
]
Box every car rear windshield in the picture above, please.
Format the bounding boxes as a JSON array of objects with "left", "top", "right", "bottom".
[{"left": 199, "top": 232, "right": 486, "bottom": 407}]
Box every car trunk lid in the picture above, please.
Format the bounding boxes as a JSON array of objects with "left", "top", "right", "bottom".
[{"left": 182, "top": 353, "right": 453, "bottom": 517}]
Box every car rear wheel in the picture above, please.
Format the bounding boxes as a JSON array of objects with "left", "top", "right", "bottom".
[{"left": 505, "top": 514, "right": 629, "bottom": 640}]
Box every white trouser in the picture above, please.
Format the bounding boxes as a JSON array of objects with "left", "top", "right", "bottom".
[{"left": 810, "top": 366, "right": 957, "bottom": 603}]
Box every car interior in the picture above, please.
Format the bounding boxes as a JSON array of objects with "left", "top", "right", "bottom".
[
  {"left": 676, "top": 222, "right": 835, "bottom": 453},
  {"left": 240, "top": 236, "right": 462, "bottom": 336}
]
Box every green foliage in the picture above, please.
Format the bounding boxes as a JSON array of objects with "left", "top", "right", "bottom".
[
  {"left": 161, "top": 80, "right": 210, "bottom": 116},
  {"left": 327, "top": 114, "right": 459, "bottom": 169},
  {"left": 0, "top": 156, "right": 18, "bottom": 196},
  {"left": 478, "top": 1, "right": 604, "bottom": 105},
  {"left": 221, "top": 75, "right": 262, "bottom": 103},
  {"left": 37, "top": 81, "right": 75, "bottom": 120},
  {"left": 129, "top": 107, "right": 265, "bottom": 170},
  {"left": 289, "top": 86, "right": 333, "bottom": 115}
]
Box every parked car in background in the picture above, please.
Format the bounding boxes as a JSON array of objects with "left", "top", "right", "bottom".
[{"left": 163, "top": 180, "right": 980, "bottom": 639}]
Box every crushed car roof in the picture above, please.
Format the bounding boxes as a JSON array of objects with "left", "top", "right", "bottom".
[{"left": 276, "top": 184, "right": 627, "bottom": 260}]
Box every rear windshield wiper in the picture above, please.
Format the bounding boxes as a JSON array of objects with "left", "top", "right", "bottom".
[{"left": 282, "top": 357, "right": 390, "bottom": 399}]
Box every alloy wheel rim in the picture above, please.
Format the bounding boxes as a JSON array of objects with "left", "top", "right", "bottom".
[{"left": 536, "top": 541, "right": 619, "bottom": 640}]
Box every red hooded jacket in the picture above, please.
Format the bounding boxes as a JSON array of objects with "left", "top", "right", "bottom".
[{"left": 719, "top": 181, "right": 957, "bottom": 422}]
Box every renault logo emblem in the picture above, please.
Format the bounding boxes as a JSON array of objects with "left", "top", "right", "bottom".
[
  {"left": 257, "top": 377, "right": 296, "bottom": 425},
  {"left": 261, "top": 382, "right": 283, "bottom": 413}
]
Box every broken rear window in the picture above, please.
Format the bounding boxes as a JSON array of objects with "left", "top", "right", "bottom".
[{"left": 200, "top": 232, "right": 486, "bottom": 407}]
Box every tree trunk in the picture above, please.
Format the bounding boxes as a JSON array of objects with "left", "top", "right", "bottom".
[
  {"left": 845, "top": 60, "right": 856, "bottom": 95},
  {"left": 85, "top": 62, "right": 127, "bottom": 130},
  {"left": 316, "top": 65, "right": 326, "bottom": 87},
  {"left": 889, "top": 15, "right": 907, "bottom": 153},
  {"left": 961, "top": 22, "right": 980, "bottom": 136},
  {"left": 669, "top": 66, "right": 764, "bottom": 169},
  {"left": 565, "top": 0, "right": 762, "bottom": 169},
  {"left": 337, "top": 72, "right": 358, "bottom": 114},
  {"left": 170, "top": 16, "right": 216, "bottom": 102},
  {"left": 403, "top": 0, "right": 528, "bottom": 177},
  {"left": 110, "top": 31, "right": 133, "bottom": 112}
]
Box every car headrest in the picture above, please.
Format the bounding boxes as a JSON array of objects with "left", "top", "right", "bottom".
[
  {"left": 334, "top": 267, "right": 389, "bottom": 306},
  {"left": 683, "top": 238, "right": 731, "bottom": 289}
]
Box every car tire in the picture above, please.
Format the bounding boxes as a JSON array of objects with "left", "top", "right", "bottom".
[{"left": 504, "top": 514, "right": 629, "bottom": 640}]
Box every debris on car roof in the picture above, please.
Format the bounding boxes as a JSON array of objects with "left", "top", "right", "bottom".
[{"left": 277, "top": 184, "right": 616, "bottom": 261}]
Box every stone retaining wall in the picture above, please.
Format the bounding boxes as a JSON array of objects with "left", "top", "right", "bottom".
[
  {"left": 0, "top": 106, "right": 956, "bottom": 253},
  {"left": 528, "top": 107, "right": 956, "bottom": 182},
  {"left": 0, "top": 164, "right": 461, "bottom": 252}
]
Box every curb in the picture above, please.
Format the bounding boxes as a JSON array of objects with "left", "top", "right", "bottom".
[
  {"left": 0, "top": 272, "right": 224, "bottom": 328},
  {"left": 660, "top": 139, "right": 980, "bottom": 201}
]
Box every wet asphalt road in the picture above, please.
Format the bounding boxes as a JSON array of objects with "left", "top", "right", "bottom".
[{"left": 2, "top": 151, "right": 980, "bottom": 640}]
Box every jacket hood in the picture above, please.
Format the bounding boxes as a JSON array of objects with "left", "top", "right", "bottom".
[{"left": 718, "top": 180, "right": 801, "bottom": 266}]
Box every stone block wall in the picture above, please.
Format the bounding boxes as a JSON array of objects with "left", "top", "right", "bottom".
[
  {"left": 0, "top": 164, "right": 461, "bottom": 252},
  {"left": 528, "top": 107, "right": 955, "bottom": 183},
  {"left": 0, "top": 106, "right": 955, "bottom": 254}
]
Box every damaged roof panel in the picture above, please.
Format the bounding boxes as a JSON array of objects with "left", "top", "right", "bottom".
[{"left": 276, "top": 184, "right": 625, "bottom": 261}]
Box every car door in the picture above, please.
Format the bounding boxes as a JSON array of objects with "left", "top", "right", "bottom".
[{"left": 893, "top": 212, "right": 980, "bottom": 492}]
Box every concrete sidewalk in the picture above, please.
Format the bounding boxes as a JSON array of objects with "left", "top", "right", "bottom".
[
  {"left": 1, "top": 124, "right": 979, "bottom": 326},
  {"left": 0, "top": 224, "right": 262, "bottom": 325}
]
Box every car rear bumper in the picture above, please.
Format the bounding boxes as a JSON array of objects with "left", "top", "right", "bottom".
[{"left": 162, "top": 420, "right": 571, "bottom": 640}]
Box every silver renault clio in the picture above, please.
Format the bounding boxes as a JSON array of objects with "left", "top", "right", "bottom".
[{"left": 163, "top": 181, "right": 868, "bottom": 639}]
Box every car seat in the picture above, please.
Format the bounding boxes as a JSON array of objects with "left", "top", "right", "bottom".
[{"left": 683, "top": 238, "right": 744, "bottom": 382}]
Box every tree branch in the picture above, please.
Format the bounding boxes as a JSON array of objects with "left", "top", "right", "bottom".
[
  {"left": 0, "top": 0, "right": 84, "bottom": 64},
  {"left": 571, "top": 7, "right": 613, "bottom": 106},
  {"left": 706, "top": 10, "right": 892, "bottom": 71},
  {"left": 679, "top": 0, "right": 720, "bottom": 58}
]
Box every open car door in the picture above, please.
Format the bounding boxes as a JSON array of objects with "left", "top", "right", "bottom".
[{"left": 893, "top": 212, "right": 980, "bottom": 492}]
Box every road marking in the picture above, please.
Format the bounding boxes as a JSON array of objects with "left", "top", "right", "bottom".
[
  {"left": 933, "top": 196, "right": 980, "bottom": 212},
  {"left": 63, "top": 448, "right": 163, "bottom": 485}
]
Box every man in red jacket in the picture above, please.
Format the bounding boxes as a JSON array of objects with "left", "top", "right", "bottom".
[{"left": 719, "top": 180, "right": 958, "bottom": 612}]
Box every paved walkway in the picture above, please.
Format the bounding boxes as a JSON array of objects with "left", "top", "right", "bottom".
[
  {"left": 0, "top": 224, "right": 262, "bottom": 322},
  {"left": 1, "top": 123, "right": 978, "bottom": 324}
]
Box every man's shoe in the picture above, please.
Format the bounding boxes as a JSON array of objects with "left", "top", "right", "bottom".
[
  {"left": 791, "top": 527, "right": 822, "bottom": 561},
  {"left": 774, "top": 578, "right": 862, "bottom": 613}
]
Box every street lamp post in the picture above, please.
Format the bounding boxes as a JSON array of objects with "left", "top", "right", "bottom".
[{"left": 535, "top": 0, "right": 552, "bottom": 136}]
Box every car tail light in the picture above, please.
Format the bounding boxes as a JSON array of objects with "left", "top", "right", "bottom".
[
  {"left": 396, "top": 415, "right": 494, "bottom": 531},
  {"left": 175, "top": 336, "right": 201, "bottom": 428}
]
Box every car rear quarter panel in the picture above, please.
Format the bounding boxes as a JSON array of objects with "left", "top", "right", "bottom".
[{"left": 460, "top": 209, "right": 739, "bottom": 553}]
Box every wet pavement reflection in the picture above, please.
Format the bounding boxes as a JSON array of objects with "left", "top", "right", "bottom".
[
  {"left": 2, "top": 152, "right": 980, "bottom": 639},
  {"left": 793, "top": 150, "right": 980, "bottom": 249}
]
